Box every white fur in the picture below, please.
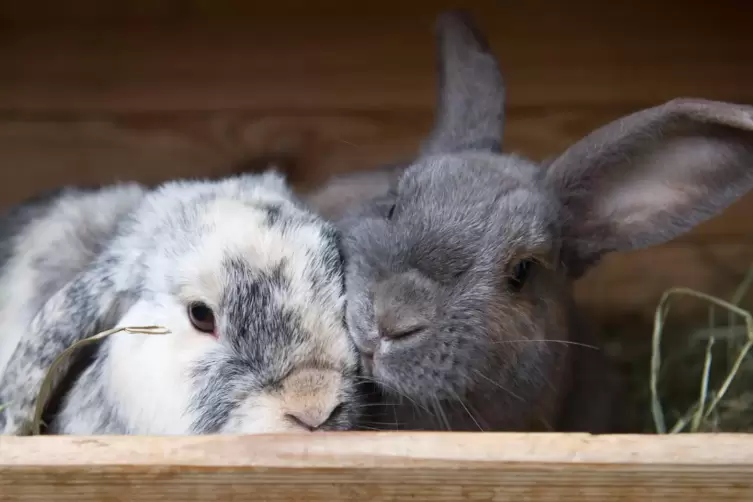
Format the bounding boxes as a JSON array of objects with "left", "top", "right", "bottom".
[
  {"left": 0, "top": 172, "right": 359, "bottom": 435},
  {"left": 0, "top": 184, "right": 144, "bottom": 377}
]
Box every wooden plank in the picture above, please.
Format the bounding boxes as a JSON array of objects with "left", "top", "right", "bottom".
[
  {"left": 3, "top": 106, "right": 753, "bottom": 240},
  {"left": 2, "top": 0, "right": 753, "bottom": 240},
  {"left": 0, "top": 433, "right": 753, "bottom": 502},
  {"left": 1, "top": 433, "right": 752, "bottom": 501},
  {"left": 0, "top": 111, "right": 424, "bottom": 208},
  {"left": 1, "top": 1, "right": 752, "bottom": 113},
  {"left": 575, "top": 243, "right": 753, "bottom": 321},
  {"left": 3, "top": 114, "right": 753, "bottom": 324}
]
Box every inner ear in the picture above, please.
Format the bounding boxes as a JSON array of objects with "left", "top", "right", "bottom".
[{"left": 545, "top": 98, "right": 753, "bottom": 277}]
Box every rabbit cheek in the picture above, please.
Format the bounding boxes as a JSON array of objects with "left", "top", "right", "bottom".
[
  {"left": 105, "top": 302, "right": 214, "bottom": 434},
  {"left": 371, "top": 336, "right": 443, "bottom": 397},
  {"left": 107, "top": 331, "right": 201, "bottom": 433},
  {"left": 344, "top": 293, "right": 380, "bottom": 354}
]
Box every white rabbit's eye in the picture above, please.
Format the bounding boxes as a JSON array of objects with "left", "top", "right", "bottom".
[
  {"left": 188, "top": 302, "right": 216, "bottom": 334},
  {"left": 508, "top": 259, "right": 533, "bottom": 291}
]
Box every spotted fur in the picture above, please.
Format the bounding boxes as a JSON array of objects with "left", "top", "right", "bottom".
[{"left": 0, "top": 171, "right": 362, "bottom": 435}]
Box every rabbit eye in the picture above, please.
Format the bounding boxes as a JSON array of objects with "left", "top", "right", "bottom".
[
  {"left": 508, "top": 259, "right": 533, "bottom": 291},
  {"left": 188, "top": 302, "right": 216, "bottom": 334}
]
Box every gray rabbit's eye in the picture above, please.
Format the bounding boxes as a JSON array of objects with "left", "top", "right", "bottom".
[
  {"left": 188, "top": 302, "right": 217, "bottom": 336},
  {"left": 508, "top": 259, "right": 533, "bottom": 291}
]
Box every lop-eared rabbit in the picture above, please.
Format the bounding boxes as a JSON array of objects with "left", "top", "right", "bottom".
[{"left": 0, "top": 172, "right": 362, "bottom": 435}]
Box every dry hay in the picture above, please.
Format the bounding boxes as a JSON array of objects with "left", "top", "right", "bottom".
[
  {"left": 620, "top": 267, "right": 753, "bottom": 434},
  {"left": 1, "top": 326, "right": 169, "bottom": 436}
]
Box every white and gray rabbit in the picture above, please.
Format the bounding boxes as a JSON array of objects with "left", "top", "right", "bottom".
[
  {"left": 0, "top": 171, "right": 363, "bottom": 435},
  {"left": 303, "top": 11, "right": 753, "bottom": 432}
]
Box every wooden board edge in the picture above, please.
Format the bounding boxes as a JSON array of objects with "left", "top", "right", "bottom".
[{"left": 2, "top": 432, "right": 753, "bottom": 468}]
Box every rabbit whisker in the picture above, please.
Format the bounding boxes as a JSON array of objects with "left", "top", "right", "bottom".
[
  {"left": 472, "top": 369, "right": 526, "bottom": 402},
  {"left": 351, "top": 402, "right": 397, "bottom": 409},
  {"left": 359, "top": 420, "right": 402, "bottom": 427},
  {"left": 449, "top": 388, "right": 485, "bottom": 432},
  {"left": 431, "top": 396, "right": 453, "bottom": 432},
  {"left": 356, "top": 375, "right": 431, "bottom": 414},
  {"left": 489, "top": 339, "right": 599, "bottom": 351}
]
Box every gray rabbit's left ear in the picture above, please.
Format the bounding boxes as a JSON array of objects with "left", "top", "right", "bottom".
[
  {"left": 305, "top": 10, "right": 504, "bottom": 222},
  {"left": 420, "top": 10, "right": 506, "bottom": 156},
  {"left": 545, "top": 98, "right": 753, "bottom": 276},
  {"left": 0, "top": 264, "right": 134, "bottom": 435}
]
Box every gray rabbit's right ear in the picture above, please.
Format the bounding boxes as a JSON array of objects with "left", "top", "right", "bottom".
[
  {"left": 420, "top": 10, "right": 505, "bottom": 156},
  {"left": 0, "top": 262, "right": 134, "bottom": 435},
  {"left": 545, "top": 98, "right": 753, "bottom": 277}
]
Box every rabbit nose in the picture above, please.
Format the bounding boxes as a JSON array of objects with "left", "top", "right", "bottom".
[
  {"left": 280, "top": 368, "right": 344, "bottom": 431},
  {"left": 285, "top": 403, "right": 343, "bottom": 431}
]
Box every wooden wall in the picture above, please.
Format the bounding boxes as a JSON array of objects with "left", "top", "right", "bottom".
[{"left": 2, "top": 0, "right": 753, "bottom": 324}]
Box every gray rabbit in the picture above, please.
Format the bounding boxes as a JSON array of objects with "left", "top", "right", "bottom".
[
  {"left": 0, "top": 172, "right": 363, "bottom": 435},
  {"left": 304, "top": 11, "right": 753, "bottom": 432}
]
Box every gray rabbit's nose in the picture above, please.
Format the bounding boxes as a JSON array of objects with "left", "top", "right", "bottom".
[{"left": 372, "top": 271, "right": 437, "bottom": 340}]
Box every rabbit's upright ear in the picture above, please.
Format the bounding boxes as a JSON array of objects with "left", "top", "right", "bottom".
[
  {"left": 0, "top": 262, "right": 135, "bottom": 435},
  {"left": 419, "top": 10, "right": 505, "bottom": 156},
  {"left": 545, "top": 98, "right": 753, "bottom": 276}
]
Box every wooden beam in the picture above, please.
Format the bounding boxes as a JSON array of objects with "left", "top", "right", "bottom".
[
  {"left": 1, "top": 1, "right": 752, "bottom": 113},
  {"left": 4, "top": 107, "right": 753, "bottom": 241},
  {"left": 1, "top": 433, "right": 752, "bottom": 500},
  {"left": 575, "top": 243, "right": 753, "bottom": 321}
]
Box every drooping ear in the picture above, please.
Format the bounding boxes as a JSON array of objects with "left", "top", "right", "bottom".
[
  {"left": 545, "top": 98, "right": 753, "bottom": 276},
  {"left": 303, "top": 164, "right": 406, "bottom": 222},
  {"left": 0, "top": 260, "right": 135, "bottom": 435},
  {"left": 419, "top": 10, "right": 506, "bottom": 156}
]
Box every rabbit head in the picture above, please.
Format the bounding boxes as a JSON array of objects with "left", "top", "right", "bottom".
[
  {"left": 0, "top": 171, "right": 362, "bottom": 435},
  {"left": 305, "top": 11, "right": 753, "bottom": 431}
]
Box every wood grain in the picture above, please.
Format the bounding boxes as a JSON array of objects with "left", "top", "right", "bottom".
[
  {"left": 3, "top": 113, "right": 753, "bottom": 326},
  {"left": 576, "top": 243, "right": 753, "bottom": 321},
  {"left": 1, "top": 0, "right": 753, "bottom": 324},
  {"left": 1, "top": 1, "right": 752, "bottom": 112},
  {"left": 4, "top": 106, "right": 753, "bottom": 239},
  {"left": 2, "top": 0, "right": 753, "bottom": 233},
  {"left": 0, "top": 111, "right": 423, "bottom": 207},
  {"left": 1, "top": 433, "right": 753, "bottom": 501}
]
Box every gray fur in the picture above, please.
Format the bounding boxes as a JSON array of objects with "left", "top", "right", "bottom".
[
  {"left": 303, "top": 10, "right": 753, "bottom": 432},
  {"left": 306, "top": 163, "right": 406, "bottom": 222},
  {"left": 0, "top": 172, "right": 362, "bottom": 435}
]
